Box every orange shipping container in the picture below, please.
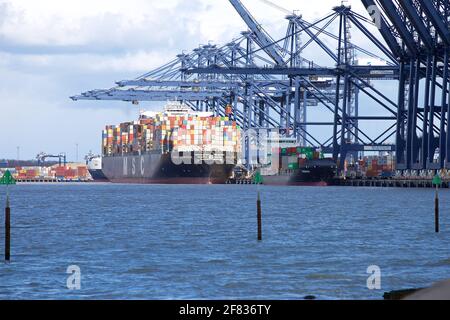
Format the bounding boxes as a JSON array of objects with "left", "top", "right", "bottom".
[
  {"left": 65, "top": 169, "right": 77, "bottom": 178},
  {"left": 55, "top": 166, "right": 66, "bottom": 176},
  {"left": 77, "top": 166, "right": 88, "bottom": 177}
]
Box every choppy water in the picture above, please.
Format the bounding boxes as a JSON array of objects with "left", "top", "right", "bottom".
[{"left": 0, "top": 184, "right": 449, "bottom": 300}]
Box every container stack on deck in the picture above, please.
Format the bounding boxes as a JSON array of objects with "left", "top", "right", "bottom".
[
  {"left": 103, "top": 112, "right": 241, "bottom": 156},
  {"left": 267, "top": 147, "right": 323, "bottom": 172},
  {"left": 344, "top": 155, "right": 395, "bottom": 178}
]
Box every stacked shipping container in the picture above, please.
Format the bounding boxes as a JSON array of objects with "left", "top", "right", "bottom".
[
  {"left": 273, "top": 147, "right": 324, "bottom": 171},
  {"left": 344, "top": 154, "right": 395, "bottom": 178},
  {"left": 103, "top": 111, "right": 241, "bottom": 156},
  {"left": 361, "top": 155, "right": 395, "bottom": 177},
  {"left": 11, "top": 165, "right": 90, "bottom": 180}
]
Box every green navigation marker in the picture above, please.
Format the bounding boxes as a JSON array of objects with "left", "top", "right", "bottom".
[
  {"left": 1, "top": 170, "right": 15, "bottom": 261},
  {"left": 0, "top": 170, "right": 16, "bottom": 185},
  {"left": 432, "top": 174, "right": 442, "bottom": 186},
  {"left": 253, "top": 171, "right": 263, "bottom": 184}
]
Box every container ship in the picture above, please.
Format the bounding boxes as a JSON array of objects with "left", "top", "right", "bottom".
[
  {"left": 259, "top": 144, "right": 337, "bottom": 186},
  {"left": 85, "top": 153, "right": 109, "bottom": 182},
  {"left": 101, "top": 102, "right": 241, "bottom": 184}
]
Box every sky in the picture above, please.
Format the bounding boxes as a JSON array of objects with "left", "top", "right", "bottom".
[{"left": 0, "top": 0, "right": 391, "bottom": 161}]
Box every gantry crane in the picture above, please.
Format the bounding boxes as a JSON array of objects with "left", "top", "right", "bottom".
[
  {"left": 36, "top": 152, "right": 67, "bottom": 166},
  {"left": 71, "top": 0, "right": 450, "bottom": 173}
]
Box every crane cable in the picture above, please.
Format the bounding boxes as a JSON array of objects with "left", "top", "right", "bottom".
[{"left": 255, "top": 0, "right": 292, "bottom": 15}]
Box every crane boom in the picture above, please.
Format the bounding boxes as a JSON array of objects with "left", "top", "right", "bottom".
[
  {"left": 228, "top": 0, "right": 286, "bottom": 65},
  {"left": 36, "top": 152, "right": 67, "bottom": 166}
]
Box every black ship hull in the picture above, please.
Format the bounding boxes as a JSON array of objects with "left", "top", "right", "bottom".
[
  {"left": 102, "top": 152, "right": 235, "bottom": 184},
  {"left": 88, "top": 169, "right": 109, "bottom": 182},
  {"left": 262, "top": 159, "right": 337, "bottom": 186}
]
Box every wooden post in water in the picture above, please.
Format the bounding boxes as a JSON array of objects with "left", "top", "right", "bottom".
[
  {"left": 432, "top": 174, "right": 441, "bottom": 233},
  {"left": 435, "top": 185, "right": 439, "bottom": 233},
  {"left": 5, "top": 194, "right": 10, "bottom": 262},
  {"left": 257, "top": 191, "right": 262, "bottom": 241}
]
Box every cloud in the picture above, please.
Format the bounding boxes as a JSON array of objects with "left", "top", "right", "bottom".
[
  {"left": 0, "top": 50, "right": 174, "bottom": 75},
  {"left": 0, "top": 0, "right": 383, "bottom": 160},
  {"left": 0, "top": 0, "right": 372, "bottom": 72},
  {"left": 0, "top": 2, "right": 7, "bottom": 25},
  {"left": 0, "top": 0, "right": 205, "bottom": 54},
  {"left": 0, "top": 0, "right": 354, "bottom": 55}
]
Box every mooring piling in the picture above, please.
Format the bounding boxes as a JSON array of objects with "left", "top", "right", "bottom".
[
  {"left": 5, "top": 194, "right": 10, "bottom": 262},
  {"left": 435, "top": 185, "right": 439, "bottom": 233},
  {"left": 257, "top": 191, "right": 262, "bottom": 241},
  {"left": 432, "top": 174, "right": 441, "bottom": 233}
]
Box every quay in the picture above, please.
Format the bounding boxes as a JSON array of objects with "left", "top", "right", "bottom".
[
  {"left": 15, "top": 179, "right": 93, "bottom": 183},
  {"left": 334, "top": 178, "right": 449, "bottom": 189},
  {"left": 226, "top": 178, "right": 260, "bottom": 185},
  {"left": 226, "top": 177, "right": 448, "bottom": 189}
]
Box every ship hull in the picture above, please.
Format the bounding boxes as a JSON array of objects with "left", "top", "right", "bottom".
[
  {"left": 102, "top": 152, "right": 235, "bottom": 184},
  {"left": 88, "top": 169, "right": 109, "bottom": 182},
  {"left": 261, "top": 175, "right": 329, "bottom": 186},
  {"left": 262, "top": 159, "right": 336, "bottom": 186}
]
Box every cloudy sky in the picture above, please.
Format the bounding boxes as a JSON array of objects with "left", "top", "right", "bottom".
[{"left": 0, "top": 0, "right": 386, "bottom": 161}]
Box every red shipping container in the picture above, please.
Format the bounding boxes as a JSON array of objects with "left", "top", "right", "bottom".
[
  {"left": 55, "top": 166, "right": 66, "bottom": 176},
  {"left": 26, "top": 170, "right": 37, "bottom": 178},
  {"left": 65, "top": 168, "right": 76, "bottom": 178},
  {"left": 77, "top": 166, "right": 88, "bottom": 177}
]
